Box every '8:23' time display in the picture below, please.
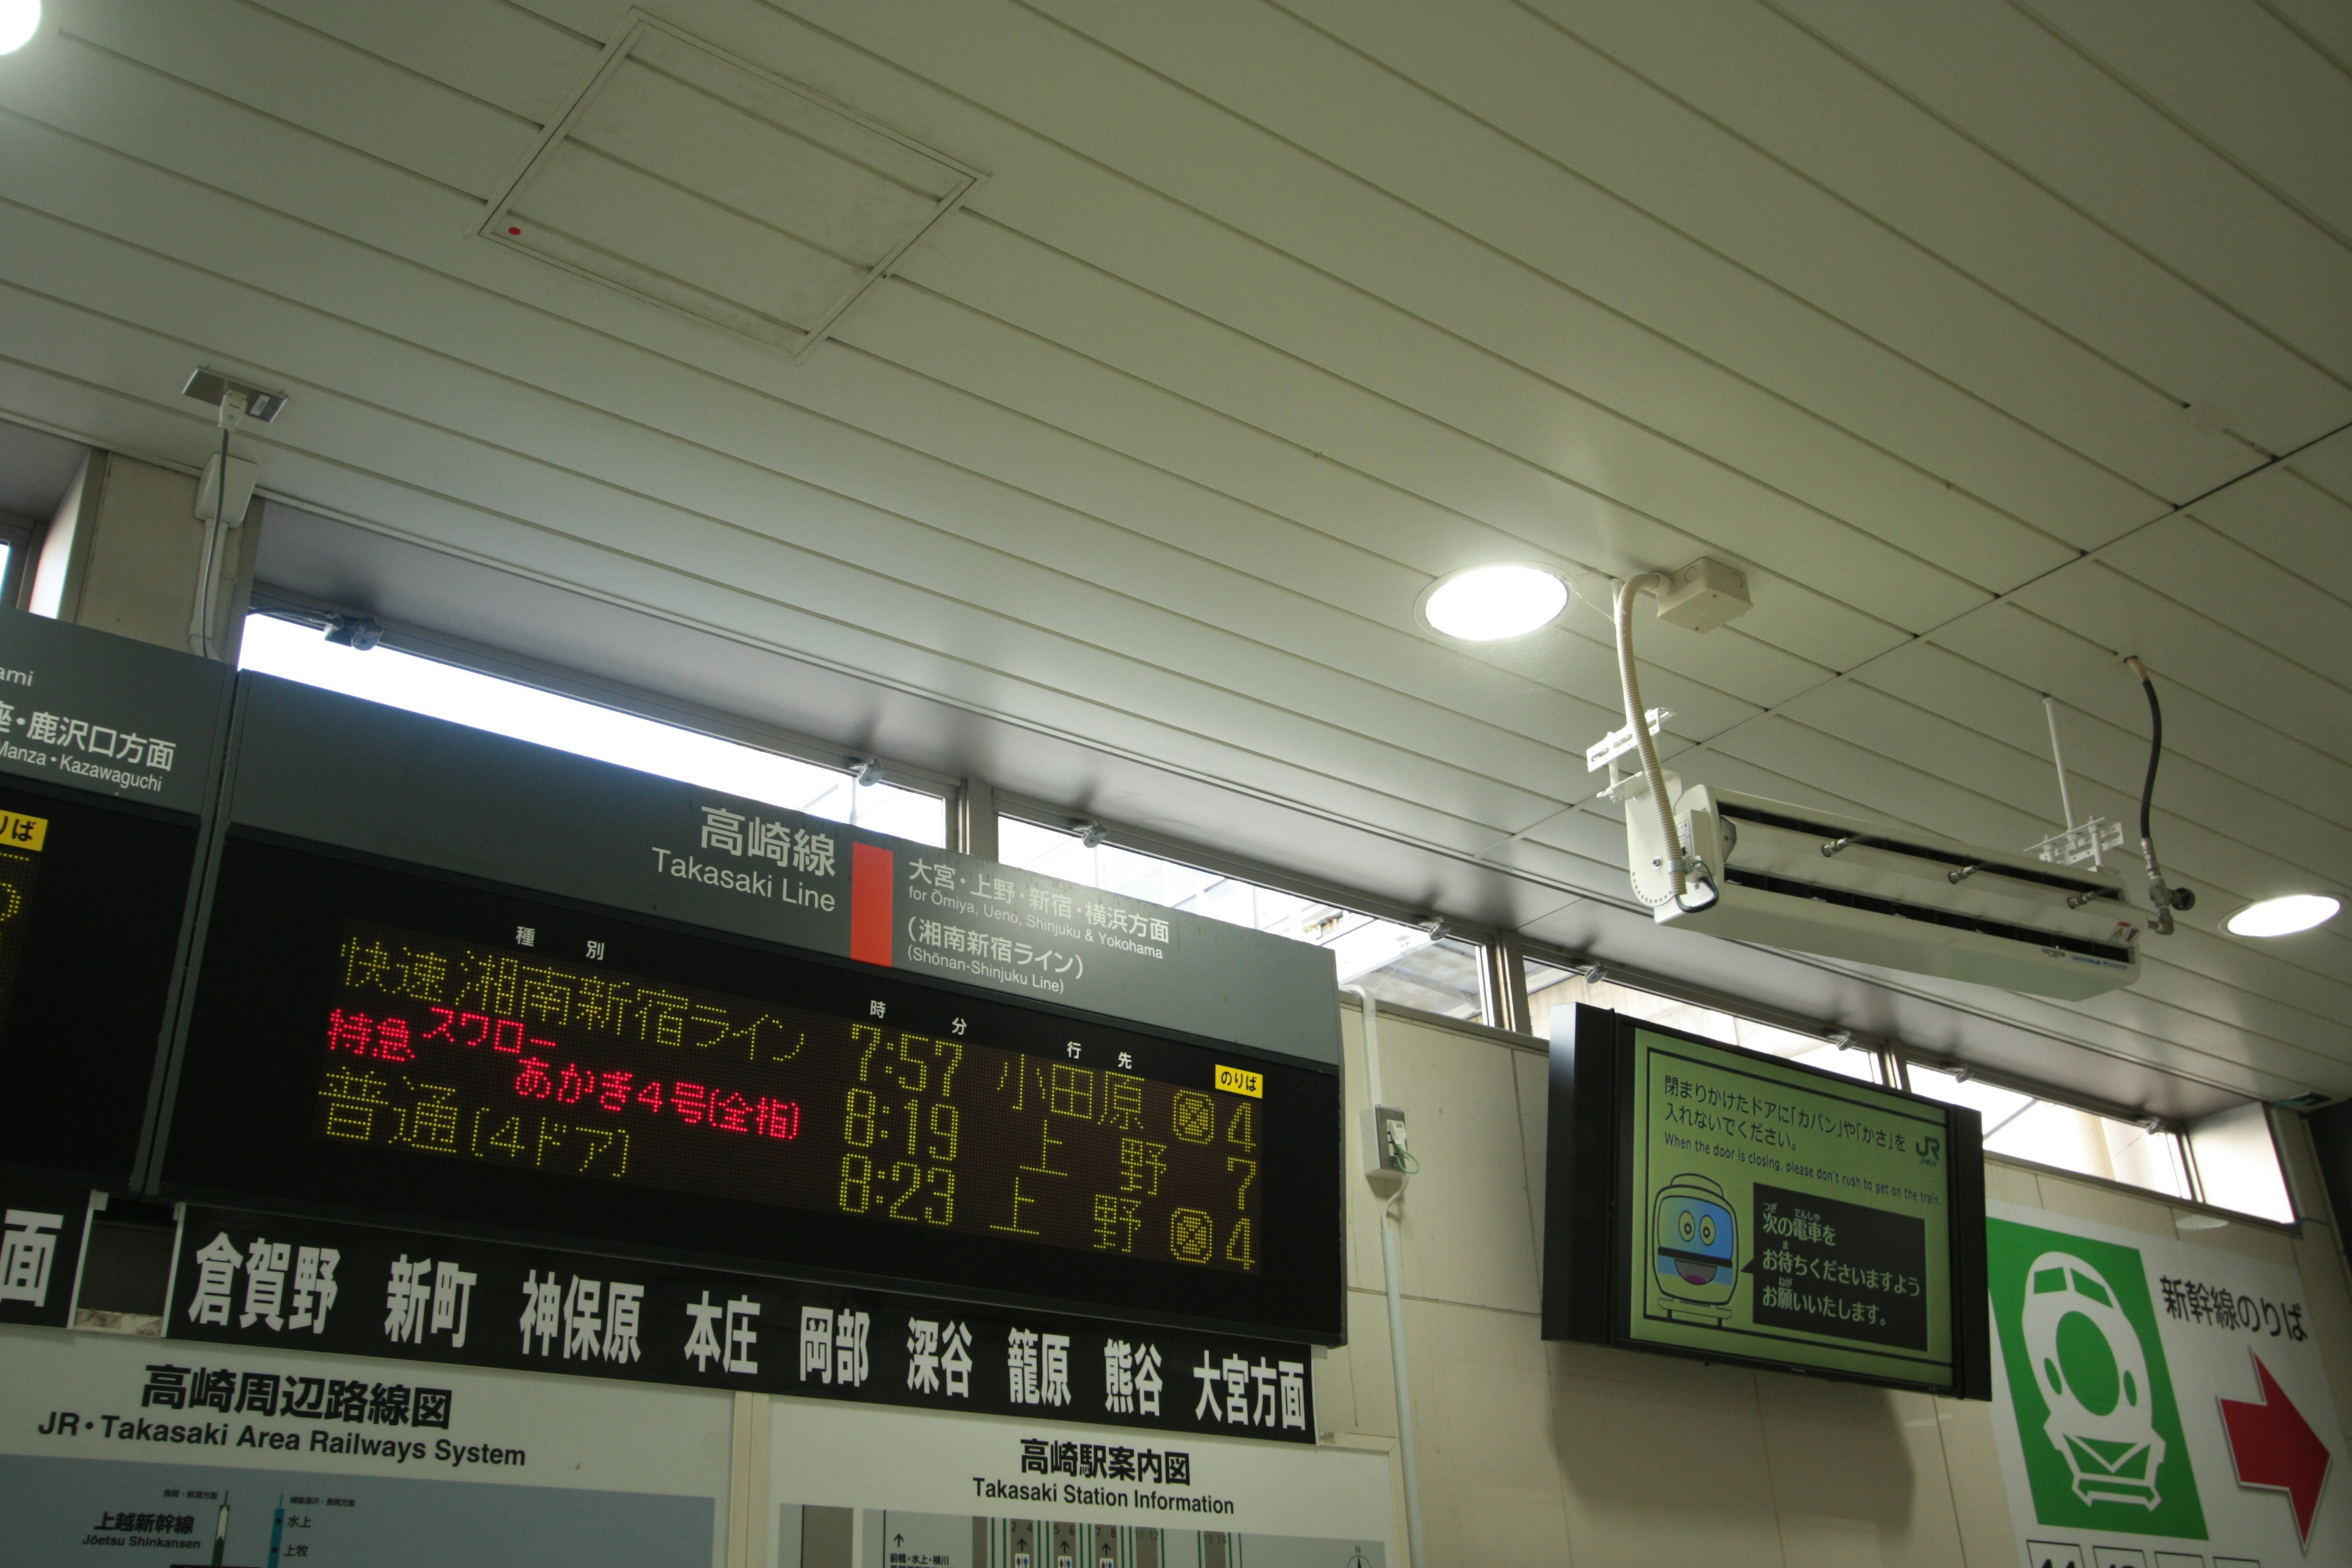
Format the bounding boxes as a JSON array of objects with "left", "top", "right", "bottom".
[{"left": 312, "top": 927, "right": 1266, "bottom": 1275}]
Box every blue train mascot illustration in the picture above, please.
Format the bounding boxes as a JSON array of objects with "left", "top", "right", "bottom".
[{"left": 1649, "top": 1173, "right": 1740, "bottom": 1325}]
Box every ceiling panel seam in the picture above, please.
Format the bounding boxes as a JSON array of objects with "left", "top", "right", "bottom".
[
  {"left": 0, "top": 193, "right": 1691, "bottom": 780},
  {"left": 1856, "top": 646, "right": 2352, "bottom": 850},
  {"left": 989, "top": 0, "right": 2100, "bottom": 583},
  {"left": 62, "top": 1, "right": 531, "bottom": 204},
  {"left": 53, "top": 4, "right": 2015, "bottom": 647},
  {"left": 1733, "top": 704, "right": 2352, "bottom": 978},
  {"left": 0, "top": 132, "right": 1723, "bottom": 759},
  {"left": 48, "top": 31, "right": 494, "bottom": 206},
  {"left": 688, "top": 0, "right": 2093, "bottom": 602},
  {"left": 1676, "top": 729, "right": 2352, "bottom": 1017},
  {"left": 2253, "top": 0, "right": 2352, "bottom": 79},
  {"left": 0, "top": 72, "right": 1855, "bottom": 720},
  {"left": 1257, "top": 0, "right": 2182, "bottom": 513},
  {"left": 1641, "top": 755, "right": 2352, "bottom": 1080},
  {"left": 0, "top": 274, "right": 1616, "bottom": 822},
  {"left": 881, "top": 224, "right": 1937, "bottom": 647},
  {"left": 1476, "top": 418, "right": 2352, "bottom": 855},
  {"left": 12, "top": 323, "right": 2305, "bottom": 1098},
  {"left": 229, "top": 0, "right": 546, "bottom": 136},
  {"left": 1499, "top": 0, "right": 2217, "bottom": 417},
  {"left": 1754, "top": 0, "right": 2352, "bottom": 393},
  {"left": 2006, "top": 0, "right": 2352, "bottom": 254},
  {"left": 2078, "top": 556, "right": 2352, "bottom": 745},
  {"left": 1796, "top": 680, "right": 2352, "bottom": 905}
]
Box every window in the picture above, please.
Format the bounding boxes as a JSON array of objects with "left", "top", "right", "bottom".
[
  {"left": 0, "top": 514, "right": 31, "bottom": 608},
  {"left": 239, "top": 615, "right": 947, "bottom": 845},
  {"left": 2185, "top": 1102, "right": 2294, "bottom": 1224},
  {"left": 997, "top": 816, "right": 1488, "bottom": 1019},
  {"left": 1522, "top": 959, "right": 1882, "bottom": 1082},
  {"left": 1901, "top": 1064, "right": 2194, "bottom": 1201}
]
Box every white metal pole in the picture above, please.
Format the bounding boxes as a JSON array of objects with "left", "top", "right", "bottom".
[
  {"left": 2041, "top": 695, "right": 2076, "bottom": 832},
  {"left": 1342, "top": 986, "right": 1427, "bottom": 1568}
]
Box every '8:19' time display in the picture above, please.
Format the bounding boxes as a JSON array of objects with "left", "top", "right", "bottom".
[{"left": 314, "top": 925, "right": 1266, "bottom": 1274}]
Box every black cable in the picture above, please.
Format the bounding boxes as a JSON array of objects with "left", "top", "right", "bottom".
[
  {"left": 2134, "top": 661, "right": 2160, "bottom": 852},
  {"left": 2122, "top": 655, "right": 2193, "bottom": 927}
]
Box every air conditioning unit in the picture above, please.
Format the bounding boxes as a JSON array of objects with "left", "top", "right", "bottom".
[{"left": 1627, "top": 778, "right": 2141, "bottom": 1001}]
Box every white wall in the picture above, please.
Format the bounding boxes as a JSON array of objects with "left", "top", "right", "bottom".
[{"left": 1316, "top": 1005, "right": 2352, "bottom": 1567}]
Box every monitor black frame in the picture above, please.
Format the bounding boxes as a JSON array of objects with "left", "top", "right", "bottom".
[
  {"left": 0, "top": 770, "right": 205, "bottom": 1190},
  {"left": 1542, "top": 1003, "right": 1990, "bottom": 1398}
]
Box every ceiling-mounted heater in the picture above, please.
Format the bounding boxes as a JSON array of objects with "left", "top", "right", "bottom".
[
  {"left": 1594, "top": 564, "right": 2174, "bottom": 1001},
  {"left": 1626, "top": 775, "right": 2139, "bottom": 1000}
]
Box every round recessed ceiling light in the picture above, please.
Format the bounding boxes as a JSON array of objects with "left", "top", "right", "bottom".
[
  {"left": 1417, "top": 564, "right": 1569, "bottom": 642},
  {"left": 2224, "top": 893, "right": 2340, "bottom": 938},
  {"left": 0, "top": 0, "right": 39, "bottom": 55}
]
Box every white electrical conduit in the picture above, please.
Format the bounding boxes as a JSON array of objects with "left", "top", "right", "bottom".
[
  {"left": 189, "top": 393, "right": 246, "bottom": 660},
  {"left": 1341, "top": 984, "right": 1427, "bottom": 1568},
  {"left": 1613, "top": 573, "right": 1714, "bottom": 911}
]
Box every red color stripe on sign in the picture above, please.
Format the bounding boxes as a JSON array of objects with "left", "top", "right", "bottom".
[{"left": 850, "top": 842, "right": 894, "bottom": 968}]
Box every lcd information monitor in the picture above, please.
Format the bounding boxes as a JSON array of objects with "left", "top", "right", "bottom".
[
  {"left": 159, "top": 676, "right": 1344, "bottom": 1343},
  {"left": 1543, "top": 1004, "right": 1991, "bottom": 1396}
]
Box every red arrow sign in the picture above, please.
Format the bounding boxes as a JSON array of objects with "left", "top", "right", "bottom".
[{"left": 2219, "top": 1351, "right": 2333, "bottom": 1547}]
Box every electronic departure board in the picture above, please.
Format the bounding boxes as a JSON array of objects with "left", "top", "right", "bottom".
[
  {"left": 157, "top": 674, "right": 1343, "bottom": 1341},
  {"left": 317, "top": 919, "right": 1267, "bottom": 1273},
  {"left": 1542, "top": 1005, "right": 1990, "bottom": 1396},
  {"left": 164, "top": 833, "right": 1341, "bottom": 1341},
  {"left": 0, "top": 609, "right": 227, "bottom": 1188}
]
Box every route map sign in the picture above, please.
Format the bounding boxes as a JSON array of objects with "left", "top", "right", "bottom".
[
  {"left": 158, "top": 676, "right": 1343, "bottom": 1343},
  {"left": 1541, "top": 1005, "right": 1990, "bottom": 1396}
]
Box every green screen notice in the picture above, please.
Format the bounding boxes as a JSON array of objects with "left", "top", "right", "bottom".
[{"left": 1625, "top": 1029, "right": 1955, "bottom": 1387}]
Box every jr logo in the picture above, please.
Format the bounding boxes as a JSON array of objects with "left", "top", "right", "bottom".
[{"left": 1987, "top": 1218, "right": 2207, "bottom": 1541}]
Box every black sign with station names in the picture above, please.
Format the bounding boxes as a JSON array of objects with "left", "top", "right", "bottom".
[
  {"left": 165, "top": 1207, "right": 1314, "bottom": 1444},
  {"left": 0, "top": 1178, "right": 90, "bottom": 1329}
]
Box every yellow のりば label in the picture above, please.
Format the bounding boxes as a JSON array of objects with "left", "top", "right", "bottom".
[
  {"left": 1214, "top": 1064, "right": 1262, "bottom": 1098},
  {"left": 0, "top": 810, "right": 48, "bottom": 852}
]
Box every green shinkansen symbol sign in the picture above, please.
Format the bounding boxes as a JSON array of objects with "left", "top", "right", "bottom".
[{"left": 1988, "top": 1218, "right": 2206, "bottom": 1540}]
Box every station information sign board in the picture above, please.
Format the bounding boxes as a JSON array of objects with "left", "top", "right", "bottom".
[
  {"left": 0, "top": 610, "right": 228, "bottom": 1188},
  {"left": 1542, "top": 1005, "right": 1990, "bottom": 1396},
  {"left": 159, "top": 677, "right": 1344, "bottom": 1344}
]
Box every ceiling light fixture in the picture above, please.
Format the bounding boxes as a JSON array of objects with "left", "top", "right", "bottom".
[
  {"left": 1415, "top": 564, "right": 1568, "bottom": 642},
  {"left": 0, "top": 0, "right": 39, "bottom": 55},
  {"left": 2224, "top": 894, "right": 2340, "bottom": 938}
]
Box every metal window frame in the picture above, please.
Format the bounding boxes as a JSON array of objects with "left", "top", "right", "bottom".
[
  {"left": 0, "top": 511, "right": 35, "bottom": 609},
  {"left": 993, "top": 790, "right": 1506, "bottom": 1025},
  {"left": 240, "top": 595, "right": 2246, "bottom": 1208},
  {"left": 243, "top": 591, "right": 964, "bottom": 804},
  {"left": 1515, "top": 933, "right": 2215, "bottom": 1201}
]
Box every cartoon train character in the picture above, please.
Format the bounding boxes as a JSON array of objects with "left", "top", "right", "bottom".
[{"left": 1651, "top": 1173, "right": 1739, "bottom": 1324}]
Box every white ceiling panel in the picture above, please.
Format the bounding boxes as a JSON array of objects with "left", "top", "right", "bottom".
[
  {"left": 1530, "top": 0, "right": 2352, "bottom": 454},
  {"left": 1, "top": 0, "right": 2348, "bottom": 1115},
  {"left": 2013, "top": 0, "right": 2352, "bottom": 247}
]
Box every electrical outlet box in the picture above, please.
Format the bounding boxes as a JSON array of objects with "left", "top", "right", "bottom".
[
  {"left": 1655, "top": 557, "right": 1751, "bottom": 633},
  {"left": 1360, "top": 1104, "right": 1409, "bottom": 1189}
]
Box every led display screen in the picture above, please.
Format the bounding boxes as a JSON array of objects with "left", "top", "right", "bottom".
[
  {"left": 165, "top": 834, "right": 1343, "bottom": 1341},
  {"left": 1543, "top": 1005, "right": 1990, "bottom": 1396},
  {"left": 315, "top": 922, "right": 1267, "bottom": 1275},
  {"left": 0, "top": 778, "right": 201, "bottom": 1186}
]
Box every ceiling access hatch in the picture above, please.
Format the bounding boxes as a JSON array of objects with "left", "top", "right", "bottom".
[{"left": 478, "top": 12, "right": 982, "bottom": 360}]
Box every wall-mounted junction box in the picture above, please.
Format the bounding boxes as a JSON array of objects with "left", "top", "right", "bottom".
[{"left": 1361, "top": 1104, "right": 1409, "bottom": 1191}]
